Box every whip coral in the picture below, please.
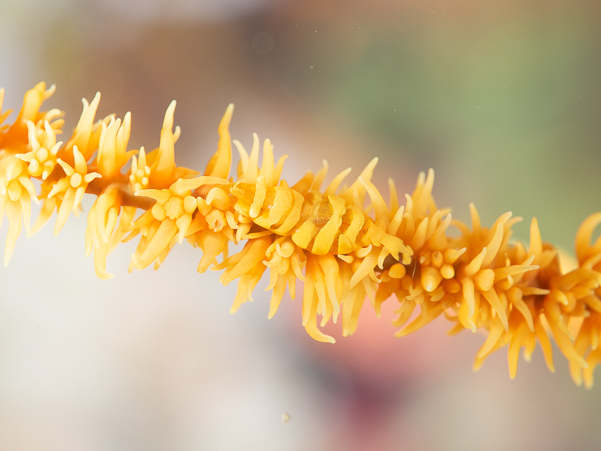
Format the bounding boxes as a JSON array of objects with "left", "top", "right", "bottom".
[{"left": 2, "top": 82, "right": 601, "bottom": 388}]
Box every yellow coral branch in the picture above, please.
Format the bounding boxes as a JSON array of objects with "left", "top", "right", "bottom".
[{"left": 2, "top": 82, "right": 601, "bottom": 389}]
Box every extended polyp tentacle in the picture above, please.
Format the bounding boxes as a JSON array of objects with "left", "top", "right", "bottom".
[
  {"left": 96, "top": 113, "right": 136, "bottom": 178},
  {"left": 219, "top": 235, "right": 273, "bottom": 286},
  {"left": 93, "top": 186, "right": 120, "bottom": 244},
  {"left": 196, "top": 230, "right": 229, "bottom": 273},
  {"left": 135, "top": 218, "right": 178, "bottom": 270},
  {"left": 64, "top": 93, "right": 101, "bottom": 160},
  {"left": 12, "top": 82, "right": 51, "bottom": 138},
  {"left": 204, "top": 104, "right": 234, "bottom": 179},
  {"left": 324, "top": 167, "right": 351, "bottom": 196},
  {"left": 148, "top": 101, "right": 181, "bottom": 188},
  {"left": 576, "top": 212, "right": 601, "bottom": 263},
  {"left": 339, "top": 157, "right": 378, "bottom": 207}
]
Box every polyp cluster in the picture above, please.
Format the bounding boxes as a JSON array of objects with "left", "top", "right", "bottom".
[{"left": 2, "top": 83, "right": 601, "bottom": 387}]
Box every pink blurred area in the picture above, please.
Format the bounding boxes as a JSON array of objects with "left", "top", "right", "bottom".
[{"left": 2, "top": 0, "right": 601, "bottom": 450}]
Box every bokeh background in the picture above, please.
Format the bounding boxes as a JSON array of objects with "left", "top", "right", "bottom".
[{"left": 1, "top": 0, "right": 601, "bottom": 450}]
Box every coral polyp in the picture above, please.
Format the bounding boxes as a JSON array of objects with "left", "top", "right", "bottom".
[{"left": 2, "top": 82, "right": 601, "bottom": 388}]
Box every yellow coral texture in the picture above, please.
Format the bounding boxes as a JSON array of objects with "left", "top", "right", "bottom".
[{"left": 1, "top": 82, "right": 601, "bottom": 388}]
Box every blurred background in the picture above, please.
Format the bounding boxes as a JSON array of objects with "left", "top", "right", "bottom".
[{"left": 1, "top": 0, "right": 601, "bottom": 450}]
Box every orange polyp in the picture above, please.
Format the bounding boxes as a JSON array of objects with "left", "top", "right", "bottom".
[{"left": 2, "top": 82, "right": 601, "bottom": 388}]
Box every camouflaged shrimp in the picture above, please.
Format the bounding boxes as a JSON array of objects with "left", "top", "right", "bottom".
[{"left": 229, "top": 139, "right": 412, "bottom": 266}]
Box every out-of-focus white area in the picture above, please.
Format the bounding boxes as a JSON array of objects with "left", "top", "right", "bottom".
[
  {"left": 2, "top": 0, "right": 601, "bottom": 450},
  {"left": 0, "top": 210, "right": 325, "bottom": 450}
]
